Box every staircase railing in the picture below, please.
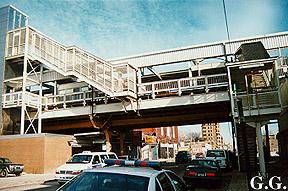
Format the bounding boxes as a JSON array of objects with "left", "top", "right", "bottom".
[{"left": 5, "top": 27, "right": 137, "bottom": 98}]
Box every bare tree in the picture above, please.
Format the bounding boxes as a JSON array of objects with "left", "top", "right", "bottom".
[{"left": 187, "top": 132, "right": 201, "bottom": 142}]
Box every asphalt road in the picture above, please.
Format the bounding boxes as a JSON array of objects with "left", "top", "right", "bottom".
[{"left": 2, "top": 163, "right": 232, "bottom": 191}]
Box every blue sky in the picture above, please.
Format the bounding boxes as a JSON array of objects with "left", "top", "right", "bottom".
[
  {"left": 1, "top": 0, "right": 288, "bottom": 59},
  {"left": 1, "top": 0, "right": 285, "bottom": 143}
]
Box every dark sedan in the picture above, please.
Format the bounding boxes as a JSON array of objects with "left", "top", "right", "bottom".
[
  {"left": 175, "top": 151, "right": 192, "bottom": 164},
  {"left": 183, "top": 159, "right": 222, "bottom": 187}
]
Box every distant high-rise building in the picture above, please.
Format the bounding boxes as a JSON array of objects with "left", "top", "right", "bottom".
[{"left": 201, "top": 123, "right": 223, "bottom": 149}]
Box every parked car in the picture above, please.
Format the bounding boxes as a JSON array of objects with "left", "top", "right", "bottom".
[
  {"left": 175, "top": 151, "right": 192, "bottom": 164},
  {"left": 55, "top": 151, "right": 118, "bottom": 185},
  {"left": 0, "top": 157, "right": 24, "bottom": 177},
  {"left": 57, "top": 159, "right": 187, "bottom": 191},
  {"left": 205, "top": 149, "right": 234, "bottom": 170},
  {"left": 183, "top": 158, "right": 222, "bottom": 188}
]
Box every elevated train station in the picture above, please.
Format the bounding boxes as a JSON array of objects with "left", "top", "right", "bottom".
[{"left": 0, "top": 5, "right": 288, "bottom": 176}]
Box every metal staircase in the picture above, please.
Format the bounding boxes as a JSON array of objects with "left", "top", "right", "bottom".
[{"left": 6, "top": 27, "right": 137, "bottom": 99}]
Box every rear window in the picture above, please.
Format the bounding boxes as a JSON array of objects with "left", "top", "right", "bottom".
[
  {"left": 191, "top": 160, "right": 218, "bottom": 168},
  {"left": 108, "top": 154, "right": 117, "bottom": 159},
  {"left": 67, "top": 155, "right": 92, "bottom": 164},
  {"left": 59, "top": 172, "right": 149, "bottom": 191},
  {"left": 177, "top": 151, "right": 190, "bottom": 156},
  {"left": 206, "top": 150, "right": 225, "bottom": 157}
]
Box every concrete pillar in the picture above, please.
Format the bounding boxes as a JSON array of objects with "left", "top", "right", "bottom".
[
  {"left": 256, "top": 123, "right": 267, "bottom": 177},
  {"left": 120, "top": 131, "right": 124, "bottom": 156},
  {"left": 103, "top": 127, "right": 112, "bottom": 152},
  {"left": 265, "top": 124, "right": 270, "bottom": 160},
  {"left": 38, "top": 65, "right": 43, "bottom": 134}
]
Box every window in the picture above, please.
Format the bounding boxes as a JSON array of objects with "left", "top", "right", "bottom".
[
  {"left": 157, "top": 173, "right": 174, "bottom": 191},
  {"left": 156, "top": 179, "right": 162, "bottom": 191},
  {"left": 206, "top": 150, "right": 225, "bottom": 157},
  {"left": 190, "top": 160, "right": 218, "bottom": 168},
  {"left": 108, "top": 154, "right": 117, "bottom": 159},
  {"left": 166, "top": 172, "right": 186, "bottom": 191},
  {"left": 100, "top": 154, "right": 108, "bottom": 163},
  {"left": 92, "top": 156, "right": 101, "bottom": 164},
  {"left": 67, "top": 155, "right": 92, "bottom": 164},
  {"left": 60, "top": 172, "right": 149, "bottom": 191}
]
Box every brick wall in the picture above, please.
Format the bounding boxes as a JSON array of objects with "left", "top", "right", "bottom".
[{"left": 0, "top": 134, "right": 72, "bottom": 173}]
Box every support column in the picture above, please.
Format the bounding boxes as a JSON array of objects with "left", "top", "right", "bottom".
[
  {"left": 265, "top": 124, "right": 270, "bottom": 160},
  {"left": 256, "top": 123, "right": 267, "bottom": 177},
  {"left": 103, "top": 127, "right": 112, "bottom": 152},
  {"left": 38, "top": 65, "right": 43, "bottom": 134},
  {"left": 20, "top": 26, "right": 30, "bottom": 135},
  {"left": 120, "top": 131, "right": 124, "bottom": 156}
]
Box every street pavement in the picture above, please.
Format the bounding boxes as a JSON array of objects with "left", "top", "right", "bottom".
[{"left": 0, "top": 173, "right": 55, "bottom": 190}]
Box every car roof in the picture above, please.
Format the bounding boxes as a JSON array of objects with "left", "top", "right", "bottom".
[
  {"left": 74, "top": 152, "right": 116, "bottom": 156},
  {"left": 84, "top": 166, "right": 166, "bottom": 178},
  {"left": 192, "top": 158, "right": 216, "bottom": 161}
]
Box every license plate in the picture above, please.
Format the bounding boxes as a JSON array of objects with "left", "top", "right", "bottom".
[{"left": 197, "top": 173, "right": 205, "bottom": 176}]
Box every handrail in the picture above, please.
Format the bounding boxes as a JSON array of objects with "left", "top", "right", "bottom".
[
  {"left": 2, "top": 91, "right": 42, "bottom": 109},
  {"left": 138, "top": 73, "right": 228, "bottom": 98},
  {"left": 5, "top": 26, "right": 137, "bottom": 98},
  {"left": 234, "top": 90, "right": 280, "bottom": 111}
]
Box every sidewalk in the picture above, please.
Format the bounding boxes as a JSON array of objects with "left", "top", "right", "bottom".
[
  {"left": 227, "top": 171, "right": 249, "bottom": 191},
  {"left": 0, "top": 173, "right": 55, "bottom": 190}
]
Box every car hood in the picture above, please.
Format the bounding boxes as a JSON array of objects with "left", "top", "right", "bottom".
[{"left": 56, "top": 163, "right": 91, "bottom": 171}]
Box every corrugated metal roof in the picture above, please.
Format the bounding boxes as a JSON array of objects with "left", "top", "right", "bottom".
[{"left": 109, "top": 31, "right": 288, "bottom": 68}]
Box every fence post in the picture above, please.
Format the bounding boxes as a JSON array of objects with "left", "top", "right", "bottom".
[
  {"left": 152, "top": 83, "right": 155, "bottom": 99},
  {"left": 205, "top": 76, "right": 209, "bottom": 93},
  {"left": 178, "top": 80, "right": 182, "bottom": 96}
]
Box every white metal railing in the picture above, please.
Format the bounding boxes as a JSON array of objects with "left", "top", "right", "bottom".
[
  {"left": 138, "top": 73, "right": 228, "bottom": 98},
  {"left": 42, "top": 91, "right": 108, "bottom": 109},
  {"left": 5, "top": 27, "right": 137, "bottom": 98},
  {"left": 2, "top": 92, "right": 22, "bottom": 108},
  {"left": 2, "top": 91, "right": 42, "bottom": 109},
  {"left": 234, "top": 90, "right": 280, "bottom": 112}
]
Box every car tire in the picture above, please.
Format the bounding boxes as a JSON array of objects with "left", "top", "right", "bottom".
[
  {"left": 15, "top": 172, "right": 21, "bottom": 176},
  {"left": 0, "top": 169, "right": 7, "bottom": 177}
]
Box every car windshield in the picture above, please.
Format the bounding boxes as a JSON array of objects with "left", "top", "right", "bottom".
[
  {"left": 0, "top": 158, "right": 12, "bottom": 163},
  {"left": 67, "top": 155, "right": 92, "bottom": 164},
  {"left": 191, "top": 160, "right": 217, "bottom": 168},
  {"left": 177, "top": 151, "right": 189, "bottom": 156},
  {"left": 206, "top": 150, "right": 225, "bottom": 157},
  {"left": 58, "top": 172, "right": 149, "bottom": 191}
]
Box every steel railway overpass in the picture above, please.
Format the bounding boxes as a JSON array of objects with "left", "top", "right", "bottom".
[{"left": 1, "top": 6, "right": 288, "bottom": 177}]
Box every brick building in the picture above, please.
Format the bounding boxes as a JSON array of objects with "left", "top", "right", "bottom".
[
  {"left": 201, "top": 123, "right": 223, "bottom": 149},
  {"left": 140, "top": 126, "right": 179, "bottom": 144}
]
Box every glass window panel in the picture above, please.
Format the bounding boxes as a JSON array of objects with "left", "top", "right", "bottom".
[
  {"left": 8, "top": 9, "right": 14, "bottom": 30},
  {"left": 157, "top": 173, "right": 174, "bottom": 191},
  {"left": 15, "top": 12, "right": 20, "bottom": 28},
  {"left": 21, "top": 15, "right": 26, "bottom": 27}
]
